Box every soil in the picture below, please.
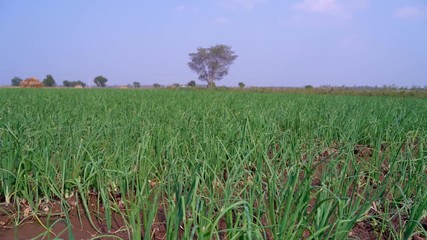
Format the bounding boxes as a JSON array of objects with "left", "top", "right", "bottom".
[
  {"left": 1, "top": 199, "right": 426, "bottom": 240},
  {"left": 0, "top": 199, "right": 130, "bottom": 240},
  {"left": 349, "top": 221, "right": 378, "bottom": 240},
  {"left": 348, "top": 217, "right": 427, "bottom": 240}
]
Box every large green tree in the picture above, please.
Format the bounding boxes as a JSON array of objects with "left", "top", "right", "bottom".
[
  {"left": 43, "top": 74, "right": 56, "bottom": 87},
  {"left": 94, "top": 75, "right": 108, "bottom": 87},
  {"left": 11, "top": 77, "right": 22, "bottom": 86},
  {"left": 188, "top": 44, "right": 237, "bottom": 87}
]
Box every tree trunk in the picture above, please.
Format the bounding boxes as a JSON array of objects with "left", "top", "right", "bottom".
[{"left": 207, "top": 75, "right": 214, "bottom": 88}]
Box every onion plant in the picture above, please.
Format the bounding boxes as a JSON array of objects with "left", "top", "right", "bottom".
[{"left": 0, "top": 88, "right": 425, "bottom": 239}]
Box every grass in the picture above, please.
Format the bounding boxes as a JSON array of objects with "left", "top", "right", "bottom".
[{"left": 0, "top": 88, "right": 426, "bottom": 239}]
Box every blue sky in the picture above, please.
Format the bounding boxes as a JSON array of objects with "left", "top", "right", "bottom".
[{"left": 0, "top": 0, "right": 426, "bottom": 87}]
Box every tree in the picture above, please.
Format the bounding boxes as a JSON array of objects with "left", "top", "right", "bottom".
[
  {"left": 153, "top": 83, "right": 161, "bottom": 88},
  {"left": 11, "top": 77, "right": 22, "bottom": 86},
  {"left": 43, "top": 74, "right": 56, "bottom": 87},
  {"left": 188, "top": 44, "right": 237, "bottom": 87},
  {"left": 187, "top": 80, "right": 196, "bottom": 87},
  {"left": 63, "top": 80, "right": 72, "bottom": 87},
  {"left": 133, "top": 81, "right": 141, "bottom": 88},
  {"left": 238, "top": 82, "right": 245, "bottom": 89},
  {"left": 94, "top": 75, "right": 108, "bottom": 87}
]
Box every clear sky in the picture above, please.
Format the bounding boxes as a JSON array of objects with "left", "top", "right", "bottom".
[{"left": 1, "top": 0, "right": 426, "bottom": 87}]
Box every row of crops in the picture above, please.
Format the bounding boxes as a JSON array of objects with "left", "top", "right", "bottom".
[{"left": 0, "top": 88, "right": 426, "bottom": 239}]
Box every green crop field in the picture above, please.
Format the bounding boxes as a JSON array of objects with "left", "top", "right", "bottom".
[{"left": 0, "top": 88, "right": 426, "bottom": 239}]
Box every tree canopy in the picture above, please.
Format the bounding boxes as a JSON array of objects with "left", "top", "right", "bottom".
[
  {"left": 11, "top": 77, "right": 22, "bottom": 86},
  {"left": 188, "top": 44, "right": 237, "bottom": 87},
  {"left": 94, "top": 75, "right": 108, "bottom": 87},
  {"left": 63, "top": 80, "right": 86, "bottom": 87},
  {"left": 187, "top": 80, "right": 196, "bottom": 87},
  {"left": 133, "top": 81, "right": 141, "bottom": 88},
  {"left": 43, "top": 74, "right": 56, "bottom": 87}
]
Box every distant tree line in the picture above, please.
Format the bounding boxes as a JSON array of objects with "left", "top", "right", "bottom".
[
  {"left": 10, "top": 43, "right": 241, "bottom": 89},
  {"left": 11, "top": 75, "right": 111, "bottom": 88},
  {"left": 10, "top": 75, "right": 246, "bottom": 89},
  {"left": 63, "top": 80, "right": 86, "bottom": 87},
  {"left": 11, "top": 75, "right": 57, "bottom": 87}
]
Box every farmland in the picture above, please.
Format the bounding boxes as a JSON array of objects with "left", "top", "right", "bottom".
[{"left": 0, "top": 88, "right": 426, "bottom": 239}]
